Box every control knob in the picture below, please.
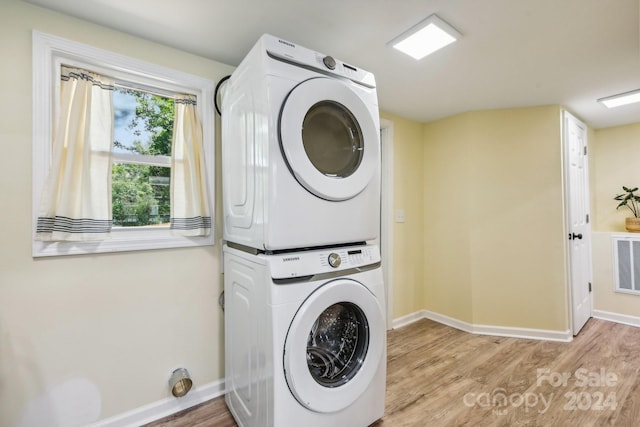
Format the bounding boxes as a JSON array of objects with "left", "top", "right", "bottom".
[
  {"left": 323, "top": 55, "right": 337, "bottom": 70},
  {"left": 327, "top": 252, "right": 341, "bottom": 268}
]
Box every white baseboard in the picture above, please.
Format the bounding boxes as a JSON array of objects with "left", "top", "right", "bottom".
[
  {"left": 419, "top": 310, "right": 474, "bottom": 334},
  {"left": 471, "top": 322, "right": 572, "bottom": 342},
  {"left": 593, "top": 309, "right": 640, "bottom": 328},
  {"left": 391, "top": 310, "right": 430, "bottom": 329},
  {"left": 392, "top": 309, "right": 572, "bottom": 342},
  {"left": 88, "top": 379, "right": 225, "bottom": 427}
]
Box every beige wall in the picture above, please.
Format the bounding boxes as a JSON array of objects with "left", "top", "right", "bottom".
[
  {"left": 0, "top": 1, "right": 233, "bottom": 425},
  {"left": 591, "top": 123, "right": 640, "bottom": 318},
  {"left": 422, "top": 114, "right": 474, "bottom": 322},
  {"left": 369, "top": 97, "right": 640, "bottom": 338},
  {"left": 592, "top": 123, "right": 640, "bottom": 232},
  {"left": 379, "top": 112, "right": 425, "bottom": 318},
  {"left": 422, "top": 106, "right": 569, "bottom": 330}
]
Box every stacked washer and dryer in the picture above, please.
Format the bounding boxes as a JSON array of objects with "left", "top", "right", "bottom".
[{"left": 220, "top": 34, "right": 385, "bottom": 427}]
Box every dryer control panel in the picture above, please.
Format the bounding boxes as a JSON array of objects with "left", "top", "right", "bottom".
[
  {"left": 268, "top": 244, "right": 380, "bottom": 280},
  {"left": 262, "top": 34, "right": 376, "bottom": 89}
]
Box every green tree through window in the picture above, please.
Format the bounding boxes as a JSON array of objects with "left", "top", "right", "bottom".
[{"left": 112, "top": 88, "right": 174, "bottom": 227}]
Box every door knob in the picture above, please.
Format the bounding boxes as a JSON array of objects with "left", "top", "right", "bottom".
[{"left": 570, "top": 233, "right": 583, "bottom": 240}]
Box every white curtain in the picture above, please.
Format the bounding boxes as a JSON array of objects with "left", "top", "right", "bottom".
[
  {"left": 170, "top": 95, "right": 211, "bottom": 236},
  {"left": 36, "top": 67, "right": 114, "bottom": 241}
]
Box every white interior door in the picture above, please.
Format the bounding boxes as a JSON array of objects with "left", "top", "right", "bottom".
[{"left": 563, "top": 110, "right": 593, "bottom": 335}]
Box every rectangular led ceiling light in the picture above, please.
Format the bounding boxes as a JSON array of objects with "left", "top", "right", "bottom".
[
  {"left": 598, "top": 89, "right": 640, "bottom": 108},
  {"left": 389, "top": 14, "right": 461, "bottom": 60}
]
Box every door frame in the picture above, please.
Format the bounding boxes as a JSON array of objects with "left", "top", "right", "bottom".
[
  {"left": 380, "top": 118, "right": 394, "bottom": 329},
  {"left": 562, "top": 110, "right": 594, "bottom": 336}
]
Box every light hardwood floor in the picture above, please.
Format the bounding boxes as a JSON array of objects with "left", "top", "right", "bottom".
[{"left": 145, "top": 318, "right": 640, "bottom": 427}]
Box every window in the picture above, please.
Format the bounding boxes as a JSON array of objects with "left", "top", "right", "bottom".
[
  {"left": 112, "top": 87, "right": 173, "bottom": 227},
  {"left": 32, "top": 31, "right": 215, "bottom": 257}
]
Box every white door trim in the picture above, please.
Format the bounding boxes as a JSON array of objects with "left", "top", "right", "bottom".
[{"left": 380, "top": 118, "right": 394, "bottom": 329}]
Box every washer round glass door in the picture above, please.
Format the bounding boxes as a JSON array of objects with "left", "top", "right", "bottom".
[
  {"left": 279, "top": 77, "right": 379, "bottom": 201},
  {"left": 283, "top": 279, "right": 384, "bottom": 413}
]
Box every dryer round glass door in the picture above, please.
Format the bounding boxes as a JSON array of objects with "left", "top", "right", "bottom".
[
  {"left": 279, "top": 77, "right": 379, "bottom": 201},
  {"left": 302, "top": 101, "right": 363, "bottom": 178},
  {"left": 283, "top": 279, "right": 385, "bottom": 413}
]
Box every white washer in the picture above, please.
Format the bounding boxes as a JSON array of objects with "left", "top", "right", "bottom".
[
  {"left": 221, "top": 34, "right": 381, "bottom": 251},
  {"left": 223, "top": 243, "right": 386, "bottom": 427}
]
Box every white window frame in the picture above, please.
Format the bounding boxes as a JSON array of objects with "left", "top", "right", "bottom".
[{"left": 32, "top": 31, "right": 216, "bottom": 257}]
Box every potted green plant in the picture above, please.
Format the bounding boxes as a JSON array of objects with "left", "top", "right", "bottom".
[{"left": 614, "top": 186, "right": 640, "bottom": 232}]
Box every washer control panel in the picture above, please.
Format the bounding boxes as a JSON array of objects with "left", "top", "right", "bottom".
[
  {"left": 319, "top": 246, "right": 378, "bottom": 270},
  {"left": 269, "top": 245, "right": 380, "bottom": 279}
]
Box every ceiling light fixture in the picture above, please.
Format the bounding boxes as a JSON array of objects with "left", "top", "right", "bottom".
[
  {"left": 389, "top": 14, "right": 461, "bottom": 60},
  {"left": 598, "top": 89, "right": 640, "bottom": 108}
]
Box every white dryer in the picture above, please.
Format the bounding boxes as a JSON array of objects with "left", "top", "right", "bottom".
[
  {"left": 223, "top": 243, "right": 386, "bottom": 427},
  {"left": 221, "top": 34, "right": 381, "bottom": 251}
]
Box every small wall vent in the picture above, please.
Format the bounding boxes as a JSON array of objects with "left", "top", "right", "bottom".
[{"left": 613, "top": 236, "right": 640, "bottom": 295}]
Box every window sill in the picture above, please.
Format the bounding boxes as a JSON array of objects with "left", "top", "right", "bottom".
[{"left": 32, "top": 227, "right": 215, "bottom": 257}]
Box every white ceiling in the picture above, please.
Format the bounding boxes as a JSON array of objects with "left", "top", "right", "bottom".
[{"left": 26, "top": 0, "right": 640, "bottom": 129}]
